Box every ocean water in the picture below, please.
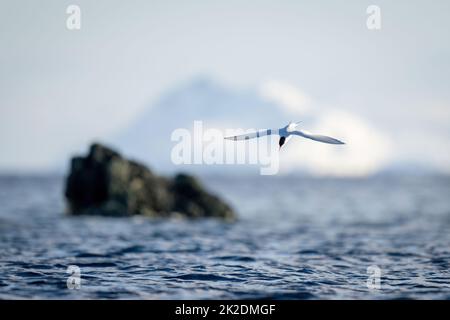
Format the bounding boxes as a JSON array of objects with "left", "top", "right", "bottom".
[{"left": 0, "top": 174, "right": 449, "bottom": 299}]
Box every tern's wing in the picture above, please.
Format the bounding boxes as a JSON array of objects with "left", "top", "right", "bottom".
[
  {"left": 224, "top": 128, "right": 279, "bottom": 141},
  {"left": 292, "top": 129, "right": 345, "bottom": 145}
]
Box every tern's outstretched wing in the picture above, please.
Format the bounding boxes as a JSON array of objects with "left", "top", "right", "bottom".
[
  {"left": 292, "top": 130, "right": 345, "bottom": 145},
  {"left": 224, "top": 128, "right": 279, "bottom": 141}
]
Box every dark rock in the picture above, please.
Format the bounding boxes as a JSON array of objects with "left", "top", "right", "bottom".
[{"left": 65, "top": 143, "right": 235, "bottom": 220}]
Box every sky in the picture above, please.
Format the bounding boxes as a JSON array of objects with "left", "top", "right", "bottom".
[{"left": 1, "top": 0, "right": 449, "bottom": 174}]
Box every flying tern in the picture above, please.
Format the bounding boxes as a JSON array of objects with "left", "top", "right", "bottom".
[{"left": 225, "top": 121, "right": 345, "bottom": 149}]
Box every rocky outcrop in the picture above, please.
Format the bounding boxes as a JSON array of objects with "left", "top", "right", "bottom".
[{"left": 65, "top": 143, "right": 235, "bottom": 220}]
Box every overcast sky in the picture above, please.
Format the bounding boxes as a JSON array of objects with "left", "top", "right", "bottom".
[{"left": 1, "top": 0, "right": 449, "bottom": 173}]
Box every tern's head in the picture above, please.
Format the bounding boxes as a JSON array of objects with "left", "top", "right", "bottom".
[{"left": 286, "top": 121, "right": 299, "bottom": 132}]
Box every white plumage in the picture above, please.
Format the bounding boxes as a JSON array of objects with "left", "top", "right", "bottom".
[{"left": 225, "top": 121, "right": 345, "bottom": 148}]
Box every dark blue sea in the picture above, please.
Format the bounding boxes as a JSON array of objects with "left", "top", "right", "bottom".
[{"left": 0, "top": 174, "right": 449, "bottom": 299}]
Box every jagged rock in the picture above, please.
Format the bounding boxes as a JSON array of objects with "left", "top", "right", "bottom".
[{"left": 65, "top": 143, "right": 235, "bottom": 220}]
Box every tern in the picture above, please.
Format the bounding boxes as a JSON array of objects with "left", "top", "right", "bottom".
[{"left": 225, "top": 121, "right": 345, "bottom": 149}]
